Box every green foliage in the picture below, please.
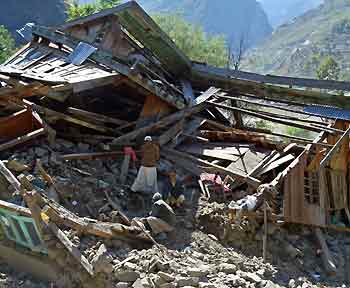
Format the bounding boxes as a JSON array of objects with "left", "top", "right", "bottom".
[
  {"left": 286, "top": 126, "right": 310, "bottom": 138},
  {"left": 65, "top": 0, "right": 121, "bottom": 20},
  {"left": 316, "top": 56, "right": 340, "bottom": 80},
  {"left": 0, "top": 25, "right": 15, "bottom": 64},
  {"left": 153, "top": 14, "right": 228, "bottom": 67}
]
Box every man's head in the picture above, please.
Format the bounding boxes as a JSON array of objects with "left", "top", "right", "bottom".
[{"left": 144, "top": 136, "right": 152, "bottom": 142}]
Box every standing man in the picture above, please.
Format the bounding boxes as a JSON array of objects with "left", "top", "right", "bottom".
[{"left": 131, "top": 136, "right": 160, "bottom": 194}]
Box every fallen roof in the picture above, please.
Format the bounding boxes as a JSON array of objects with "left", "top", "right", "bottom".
[{"left": 60, "top": 1, "right": 192, "bottom": 77}]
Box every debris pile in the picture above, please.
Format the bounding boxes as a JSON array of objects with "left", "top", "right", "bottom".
[{"left": 0, "top": 1, "right": 350, "bottom": 288}]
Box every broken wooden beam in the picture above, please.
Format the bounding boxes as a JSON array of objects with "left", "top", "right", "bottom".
[
  {"left": 0, "top": 128, "right": 45, "bottom": 152},
  {"left": 23, "top": 100, "right": 116, "bottom": 134},
  {"left": 111, "top": 103, "right": 207, "bottom": 146},
  {"left": 208, "top": 101, "right": 340, "bottom": 134},
  {"left": 67, "top": 107, "right": 128, "bottom": 126},
  {"left": 320, "top": 127, "right": 350, "bottom": 169}
]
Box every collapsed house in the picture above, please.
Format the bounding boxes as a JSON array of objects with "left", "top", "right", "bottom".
[{"left": 1, "top": 1, "right": 350, "bottom": 286}]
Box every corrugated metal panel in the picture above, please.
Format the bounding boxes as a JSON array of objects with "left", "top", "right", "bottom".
[
  {"left": 304, "top": 105, "right": 350, "bottom": 120},
  {"left": 67, "top": 42, "right": 97, "bottom": 65}
]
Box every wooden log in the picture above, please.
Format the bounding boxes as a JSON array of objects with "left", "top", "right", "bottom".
[
  {"left": 67, "top": 107, "right": 128, "bottom": 126},
  {"left": 47, "top": 221, "right": 94, "bottom": 276},
  {"left": 320, "top": 127, "right": 350, "bottom": 169},
  {"left": 315, "top": 228, "right": 337, "bottom": 275},
  {"left": 0, "top": 128, "right": 45, "bottom": 152},
  {"left": 163, "top": 148, "right": 261, "bottom": 188},
  {"left": 111, "top": 103, "right": 207, "bottom": 146},
  {"left": 208, "top": 101, "right": 339, "bottom": 135}
]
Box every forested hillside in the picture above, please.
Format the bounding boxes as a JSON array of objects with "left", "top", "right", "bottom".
[{"left": 243, "top": 0, "right": 350, "bottom": 80}]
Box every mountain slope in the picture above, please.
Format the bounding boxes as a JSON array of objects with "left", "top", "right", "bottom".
[
  {"left": 243, "top": 0, "right": 350, "bottom": 79},
  {"left": 1, "top": 0, "right": 66, "bottom": 44},
  {"left": 258, "top": 0, "right": 323, "bottom": 27},
  {"left": 136, "top": 0, "right": 273, "bottom": 50}
]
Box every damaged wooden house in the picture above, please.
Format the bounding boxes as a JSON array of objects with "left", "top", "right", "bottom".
[{"left": 1, "top": 0, "right": 350, "bottom": 285}]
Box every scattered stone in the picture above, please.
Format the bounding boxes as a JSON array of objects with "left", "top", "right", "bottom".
[
  {"left": 218, "top": 263, "right": 237, "bottom": 274},
  {"left": 158, "top": 272, "right": 175, "bottom": 282},
  {"left": 176, "top": 277, "right": 199, "bottom": 287},
  {"left": 91, "top": 244, "right": 114, "bottom": 274},
  {"left": 115, "top": 271, "right": 140, "bottom": 283}
]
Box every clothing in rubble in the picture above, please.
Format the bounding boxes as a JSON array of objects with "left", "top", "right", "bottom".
[{"left": 131, "top": 137, "right": 160, "bottom": 193}]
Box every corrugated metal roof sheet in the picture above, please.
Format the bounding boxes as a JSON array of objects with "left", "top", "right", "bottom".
[
  {"left": 304, "top": 105, "right": 350, "bottom": 120},
  {"left": 67, "top": 42, "right": 97, "bottom": 65}
]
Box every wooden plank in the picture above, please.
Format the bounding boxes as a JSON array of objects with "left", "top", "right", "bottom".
[
  {"left": 320, "top": 127, "right": 350, "bottom": 169},
  {"left": 194, "top": 87, "right": 221, "bottom": 105},
  {"left": 0, "top": 128, "right": 45, "bottom": 152},
  {"left": 47, "top": 221, "right": 94, "bottom": 276},
  {"left": 23, "top": 100, "right": 115, "bottom": 134},
  {"left": 67, "top": 107, "right": 128, "bottom": 126},
  {"left": 248, "top": 150, "right": 279, "bottom": 177},
  {"left": 209, "top": 101, "right": 340, "bottom": 134},
  {"left": 259, "top": 154, "right": 295, "bottom": 175},
  {"left": 0, "top": 161, "right": 21, "bottom": 192},
  {"left": 0, "top": 199, "right": 31, "bottom": 217}
]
